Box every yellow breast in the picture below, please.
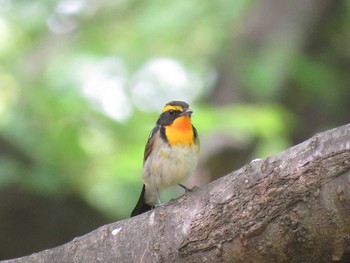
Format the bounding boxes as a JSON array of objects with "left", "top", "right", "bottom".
[{"left": 165, "top": 116, "right": 194, "bottom": 146}]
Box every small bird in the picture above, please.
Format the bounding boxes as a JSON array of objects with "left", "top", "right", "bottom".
[{"left": 131, "top": 101, "right": 199, "bottom": 217}]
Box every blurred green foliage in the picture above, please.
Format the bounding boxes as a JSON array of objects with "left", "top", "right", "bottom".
[{"left": 0, "top": 0, "right": 348, "bottom": 220}]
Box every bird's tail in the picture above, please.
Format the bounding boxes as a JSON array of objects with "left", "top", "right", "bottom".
[{"left": 131, "top": 184, "right": 152, "bottom": 217}]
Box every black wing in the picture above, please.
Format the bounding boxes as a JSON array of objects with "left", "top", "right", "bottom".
[
  {"left": 143, "top": 126, "right": 160, "bottom": 164},
  {"left": 193, "top": 125, "right": 200, "bottom": 146}
]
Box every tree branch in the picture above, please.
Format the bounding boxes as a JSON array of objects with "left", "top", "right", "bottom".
[{"left": 3, "top": 124, "right": 350, "bottom": 263}]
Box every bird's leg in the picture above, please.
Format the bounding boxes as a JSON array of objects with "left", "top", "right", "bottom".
[
  {"left": 155, "top": 188, "right": 164, "bottom": 207},
  {"left": 178, "top": 184, "right": 197, "bottom": 192},
  {"left": 157, "top": 188, "right": 161, "bottom": 205},
  {"left": 178, "top": 184, "right": 188, "bottom": 191}
]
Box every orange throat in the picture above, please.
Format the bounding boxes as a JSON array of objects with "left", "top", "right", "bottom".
[{"left": 165, "top": 116, "right": 194, "bottom": 146}]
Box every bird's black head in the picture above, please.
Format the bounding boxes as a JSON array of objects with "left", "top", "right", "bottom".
[{"left": 156, "top": 101, "right": 192, "bottom": 126}]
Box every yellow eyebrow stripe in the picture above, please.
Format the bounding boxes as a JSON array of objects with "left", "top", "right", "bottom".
[{"left": 162, "top": 105, "right": 183, "bottom": 112}]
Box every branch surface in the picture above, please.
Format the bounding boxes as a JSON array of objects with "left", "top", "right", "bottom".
[{"left": 3, "top": 124, "right": 350, "bottom": 263}]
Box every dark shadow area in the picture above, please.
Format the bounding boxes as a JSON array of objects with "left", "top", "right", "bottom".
[{"left": 0, "top": 186, "right": 111, "bottom": 260}]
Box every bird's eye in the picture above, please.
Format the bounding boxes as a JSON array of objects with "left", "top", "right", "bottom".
[{"left": 168, "top": 110, "right": 174, "bottom": 115}]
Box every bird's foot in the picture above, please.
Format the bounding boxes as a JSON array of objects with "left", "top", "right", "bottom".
[{"left": 154, "top": 202, "right": 165, "bottom": 208}]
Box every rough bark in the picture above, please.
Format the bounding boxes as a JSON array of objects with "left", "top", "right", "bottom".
[{"left": 2, "top": 124, "right": 350, "bottom": 263}]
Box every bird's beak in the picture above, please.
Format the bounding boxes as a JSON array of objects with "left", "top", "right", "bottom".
[{"left": 180, "top": 108, "right": 193, "bottom": 117}]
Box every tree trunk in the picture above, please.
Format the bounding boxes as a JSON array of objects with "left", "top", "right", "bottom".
[{"left": 3, "top": 124, "right": 350, "bottom": 263}]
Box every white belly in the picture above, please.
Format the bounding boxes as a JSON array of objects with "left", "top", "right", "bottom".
[{"left": 142, "top": 142, "right": 198, "bottom": 205}]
